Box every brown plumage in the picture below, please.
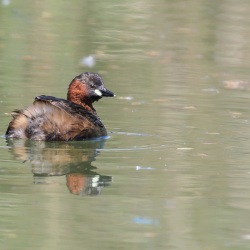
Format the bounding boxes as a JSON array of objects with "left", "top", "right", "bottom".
[{"left": 5, "top": 72, "right": 114, "bottom": 141}]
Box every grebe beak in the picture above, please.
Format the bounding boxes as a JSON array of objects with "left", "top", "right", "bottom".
[{"left": 96, "top": 87, "right": 115, "bottom": 97}]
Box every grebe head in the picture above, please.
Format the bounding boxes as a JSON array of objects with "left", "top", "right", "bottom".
[{"left": 67, "top": 72, "right": 114, "bottom": 108}]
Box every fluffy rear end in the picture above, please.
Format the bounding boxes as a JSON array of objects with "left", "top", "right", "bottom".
[
  {"left": 6, "top": 100, "right": 107, "bottom": 141},
  {"left": 6, "top": 102, "right": 77, "bottom": 140},
  {"left": 5, "top": 111, "right": 29, "bottom": 139}
]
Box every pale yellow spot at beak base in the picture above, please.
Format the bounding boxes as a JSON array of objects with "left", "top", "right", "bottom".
[{"left": 94, "top": 89, "right": 102, "bottom": 96}]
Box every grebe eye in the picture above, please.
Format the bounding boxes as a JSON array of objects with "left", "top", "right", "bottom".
[{"left": 90, "top": 83, "right": 95, "bottom": 89}]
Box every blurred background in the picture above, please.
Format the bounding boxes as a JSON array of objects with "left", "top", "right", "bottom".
[{"left": 1, "top": 0, "right": 250, "bottom": 249}]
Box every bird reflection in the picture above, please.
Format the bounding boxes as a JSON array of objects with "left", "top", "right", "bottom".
[{"left": 6, "top": 138, "right": 112, "bottom": 196}]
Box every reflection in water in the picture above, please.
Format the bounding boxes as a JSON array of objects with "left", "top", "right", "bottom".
[{"left": 6, "top": 138, "right": 112, "bottom": 196}]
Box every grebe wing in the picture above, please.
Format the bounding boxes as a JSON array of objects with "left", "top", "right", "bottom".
[{"left": 35, "top": 95, "right": 104, "bottom": 127}]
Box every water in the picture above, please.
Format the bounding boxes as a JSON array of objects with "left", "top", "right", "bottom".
[{"left": 1, "top": 0, "right": 250, "bottom": 249}]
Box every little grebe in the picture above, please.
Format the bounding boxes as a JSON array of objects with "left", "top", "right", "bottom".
[{"left": 5, "top": 72, "right": 114, "bottom": 141}]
